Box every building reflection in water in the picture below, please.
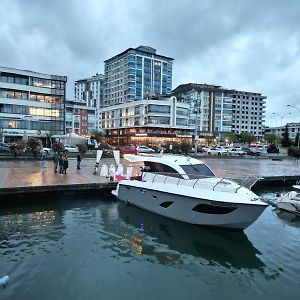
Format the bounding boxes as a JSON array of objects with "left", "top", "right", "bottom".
[{"left": 104, "top": 203, "right": 279, "bottom": 280}]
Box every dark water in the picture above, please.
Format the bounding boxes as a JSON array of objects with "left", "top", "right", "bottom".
[{"left": 0, "top": 190, "right": 300, "bottom": 300}]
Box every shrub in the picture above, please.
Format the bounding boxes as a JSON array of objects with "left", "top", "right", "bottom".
[
  {"left": 52, "top": 141, "right": 64, "bottom": 154},
  {"left": 77, "top": 143, "right": 88, "bottom": 155},
  {"left": 180, "top": 142, "right": 192, "bottom": 155},
  {"left": 26, "top": 137, "right": 42, "bottom": 157},
  {"left": 10, "top": 140, "right": 26, "bottom": 157}
]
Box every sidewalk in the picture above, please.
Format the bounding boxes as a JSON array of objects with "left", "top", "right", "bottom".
[{"left": 0, "top": 157, "right": 299, "bottom": 189}]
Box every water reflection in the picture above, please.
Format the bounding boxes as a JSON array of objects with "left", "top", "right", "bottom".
[
  {"left": 0, "top": 205, "right": 66, "bottom": 260},
  {"left": 116, "top": 203, "right": 266, "bottom": 270},
  {"left": 275, "top": 209, "right": 300, "bottom": 227}
]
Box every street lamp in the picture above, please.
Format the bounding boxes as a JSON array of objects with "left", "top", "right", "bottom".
[
  {"left": 193, "top": 98, "right": 201, "bottom": 155},
  {"left": 272, "top": 112, "right": 291, "bottom": 127},
  {"left": 269, "top": 116, "right": 278, "bottom": 127},
  {"left": 287, "top": 104, "right": 300, "bottom": 149}
]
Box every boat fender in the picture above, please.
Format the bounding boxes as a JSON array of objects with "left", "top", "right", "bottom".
[
  {"left": 0, "top": 276, "right": 9, "bottom": 288},
  {"left": 140, "top": 223, "right": 144, "bottom": 232}
]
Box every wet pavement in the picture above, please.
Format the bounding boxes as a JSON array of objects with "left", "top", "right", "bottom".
[{"left": 0, "top": 156, "right": 299, "bottom": 189}]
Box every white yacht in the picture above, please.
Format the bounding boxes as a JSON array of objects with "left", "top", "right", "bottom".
[
  {"left": 276, "top": 185, "right": 300, "bottom": 215},
  {"left": 112, "top": 154, "right": 268, "bottom": 230}
]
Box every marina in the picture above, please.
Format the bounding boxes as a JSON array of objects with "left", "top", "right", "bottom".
[
  {"left": 0, "top": 190, "right": 300, "bottom": 300},
  {"left": 0, "top": 156, "right": 300, "bottom": 299}
]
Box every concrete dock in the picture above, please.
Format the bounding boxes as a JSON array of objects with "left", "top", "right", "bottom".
[{"left": 0, "top": 156, "right": 299, "bottom": 203}]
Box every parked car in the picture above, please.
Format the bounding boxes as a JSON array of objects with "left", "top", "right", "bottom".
[
  {"left": 242, "top": 147, "right": 261, "bottom": 156},
  {"left": 0, "top": 142, "right": 10, "bottom": 152},
  {"left": 138, "top": 145, "right": 155, "bottom": 153},
  {"left": 64, "top": 144, "right": 79, "bottom": 153},
  {"left": 267, "top": 144, "right": 279, "bottom": 154},
  {"left": 120, "top": 145, "right": 136, "bottom": 154},
  {"left": 191, "top": 147, "right": 206, "bottom": 153},
  {"left": 207, "top": 147, "right": 228, "bottom": 156},
  {"left": 228, "top": 147, "right": 246, "bottom": 156},
  {"left": 40, "top": 147, "right": 53, "bottom": 155}
]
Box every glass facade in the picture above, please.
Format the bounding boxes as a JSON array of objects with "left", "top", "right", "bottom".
[
  {"left": 104, "top": 47, "right": 173, "bottom": 106},
  {"left": 0, "top": 67, "right": 67, "bottom": 137}
]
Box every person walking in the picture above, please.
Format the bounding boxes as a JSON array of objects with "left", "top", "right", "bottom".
[
  {"left": 53, "top": 152, "right": 59, "bottom": 173},
  {"left": 63, "top": 155, "right": 69, "bottom": 174},
  {"left": 77, "top": 154, "right": 81, "bottom": 170},
  {"left": 41, "top": 152, "right": 46, "bottom": 173},
  {"left": 59, "top": 155, "right": 64, "bottom": 175}
]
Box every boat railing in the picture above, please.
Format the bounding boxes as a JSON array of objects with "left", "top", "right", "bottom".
[{"left": 142, "top": 172, "right": 258, "bottom": 193}]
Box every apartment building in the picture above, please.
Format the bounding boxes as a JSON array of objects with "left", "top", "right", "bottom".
[
  {"left": 104, "top": 46, "right": 173, "bottom": 107},
  {"left": 0, "top": 66, "right": 67, "bottom": 142},
  {"left": 172, "top": 83, "right": 266, "bottom": 139},
  {"left": 65, "top": 100, "right": 97, "bottom": 135}
]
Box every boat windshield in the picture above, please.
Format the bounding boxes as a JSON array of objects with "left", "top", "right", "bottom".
[
  {"left": 180, "top": 164, "right": 215, "bottom": 179},
  {"left": 144, "top": 161, "right": 183, "bottom": 178}
]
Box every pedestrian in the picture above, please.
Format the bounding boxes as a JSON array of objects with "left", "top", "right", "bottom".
[
  {"left": 41, "top": 152, "right": 46, "bottom": 173},
  {"left": 63, "top": 155, "right": 69, "bottom": 174},
  {"left": 77, "top": 154, "right": 81, "bottom": 170},
  {"left": 59, "top": 155, "right": 64, "bottom": 175},
  {"left": 53, "top": 152, "right": 59, "bottom": 173},
  {"left": 169, "top": 144, "right": 173, "bottom": 153}
]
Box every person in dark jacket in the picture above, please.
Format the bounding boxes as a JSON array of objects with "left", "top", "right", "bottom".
[
  {"left": 53, "top": 152, "right": 59, "bottom": 173},
  {"left": 77, "top": 154, "right": 81, "bottom": 170},
  {"left": 63, "top": 155, "right": 69, "bottom": 174},
  {"left": 59, "top": 155, "right": 64, "bottom": 175}
]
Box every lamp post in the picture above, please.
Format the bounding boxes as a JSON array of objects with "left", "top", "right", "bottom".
[
  {"left": 193, "top": 97, "right": 201, "bottom": 155},
  {"left": 287, "top": 104, "right": 300, "bottom": 149},
  {"left": 272, "top": 112, "right": 291, "bottom": 127},
  {"left": 269, "top": 116, "right": 278, "bottom": 127}
]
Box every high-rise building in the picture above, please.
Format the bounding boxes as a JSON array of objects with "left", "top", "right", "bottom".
[
  {"left": 0, "top": 66, "right": 67, "bottom": 142},
  {"left": 172, "top": 83, "right": 266, "bottom": 139},
  {"left": 74, "top": 73, "right": 104, "bottom": 130},
  {"left": 75, "top": 73, "right": 104, "bottom": 108},
  {"left": 231, "top": 90, "right": 266, "bottom": 138},
  {"left": 104, "top": 46, "right": 173, "bottom": 107}
]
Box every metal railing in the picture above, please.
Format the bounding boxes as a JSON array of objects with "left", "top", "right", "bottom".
[{"left": 141, "top": 171, "right": 258, "bottom": 193}]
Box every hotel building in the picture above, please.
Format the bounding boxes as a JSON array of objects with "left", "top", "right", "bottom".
[
  {"left": 103, "top": 46, "right": 173, "bottom": 107},
  {"left": 0, "top": 66, "right": 67, "bottom": 142}
]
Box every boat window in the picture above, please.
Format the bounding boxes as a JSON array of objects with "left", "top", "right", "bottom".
[
  {"left": 144, "top": 162, "right": 183, "bottom": 178},
  {"left": 160, "top": 201, "right": 174, "bottom": 208},
  {"left": 180, "top": 164, "right": 215, "bottom": 179},
  {"left": 192, "top": 204, "right": 237, "bottom": 215}
]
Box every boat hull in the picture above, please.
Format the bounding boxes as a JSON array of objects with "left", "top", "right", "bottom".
[
  {"left": 113, "top": 183, "right": 267, "bottom": 230},
  {"left": 277, "top": 200, "right": 300, "bottom": 215}
]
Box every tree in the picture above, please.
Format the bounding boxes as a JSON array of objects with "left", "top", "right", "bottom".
[
  {"left": 281, "top": 125, "right": 291, "bottom": 147},
  {"left": 240, "top": 132, "right": 256, "bottom": 145},
  {"left": 90, "top": 130, "right": 103, "bottom": 142},
  {"left": 264, "top": 133, "right": 278, "bottom": 144},
  {"left": 10, "top": 140, "right": 26, "bottom": 157},
  {"left": 222, "top": 132, "right": 237, "bottom": 144},
  {"left": 26, "top": 137, "right": 42, "bottom": 157},
  {"left": 52, "top": 141, "right": 64, "bottom": 153},
  {"left": 180, "top": 142, "right": 192, "bottom": 155},
  {"left": 77, "top": 143, "right": 88, "bottom": 155},
  {"left": 295, "top": 132, "right": 299, "bottom": 147}
]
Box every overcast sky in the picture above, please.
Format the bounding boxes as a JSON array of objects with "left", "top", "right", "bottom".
[{"left": 1, "top": 0, "right": 300, "bottom": 126}]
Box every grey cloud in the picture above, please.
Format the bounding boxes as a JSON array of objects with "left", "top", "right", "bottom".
[{"left": 0, "top": 0, "right": 300, "bottom": 125}]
